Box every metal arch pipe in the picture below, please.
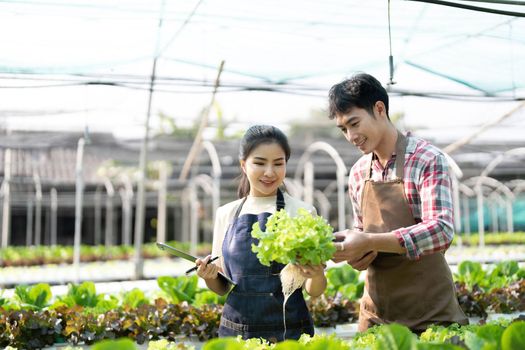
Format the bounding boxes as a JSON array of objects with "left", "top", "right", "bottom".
[
  {"left": 487, "top": 191, "right": 506, "bottom": 233},
  {"left": 294, "top": 142, "right": 348, "bottom": 231},
  {"left": 441, "top": 152, "right": 463, "bottom": 180},
  {"left": 505, "top": 179, "right": 525, "bottom": 196},
  {"left": 458, "top": 183, "right": 475, "bottom": 235},
  {"left": 283, "top": 178, "right": 303, "bottom": 198},
  {"left": 466, "top": 176, "right": 515, "bottom": 200},
  {"left": 486, "top": 190, "right": 513, "bottom": 234},
  {"left": 480, "top": 147, "right": 525, "bottom": 178},
  {"left": 465, "top": 176, "right": 515, "bottom": 248},
  {"left": 458, "top": 183, "right": 475, "bottom": 197},
  {"left": 313, "top": 190, "right": 331, "bottom": 221}
]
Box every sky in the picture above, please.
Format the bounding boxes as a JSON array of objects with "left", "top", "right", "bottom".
[{"left": 1, "top": 0, "right": 524, "bottom": 142}]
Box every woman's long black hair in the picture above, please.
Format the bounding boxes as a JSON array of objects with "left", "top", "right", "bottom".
[{"left": 237, "top": 125, "right": 291, "bottom": 198}]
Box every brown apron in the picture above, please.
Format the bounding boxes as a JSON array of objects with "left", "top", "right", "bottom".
[{"left": 358, "top": 132, "right": 467, "bottom": 332}]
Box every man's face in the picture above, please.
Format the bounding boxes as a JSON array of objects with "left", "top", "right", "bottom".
[{"left": 335, "top": 102, "right": 388, "bottom": 155}]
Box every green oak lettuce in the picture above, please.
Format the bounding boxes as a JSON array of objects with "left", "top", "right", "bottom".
[{"left": 251, "top": 208, "right": 336, "bottom": 266}]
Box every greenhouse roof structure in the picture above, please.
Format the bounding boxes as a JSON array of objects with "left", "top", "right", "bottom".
[{"left": 1, "top": 0, "right": 524, "bottom": 100}]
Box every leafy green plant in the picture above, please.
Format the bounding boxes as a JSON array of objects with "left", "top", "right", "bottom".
[
  {"left": 121, "top": 288, "right": 150, "bottom": 309},
  {"left": 251, "top": 208, "right": 335, "bottom": 266},
  {"left": 157, "top": 275, "right": 199, "bottom": 304},
  {"left": 14, "top": 283, "right": 52, "bottom": 311},
  {"left": 325, "top": 265, "right": 364, "bottom": 301},
  {"left": 454, "top": 260, "right": 525, "bottom": 293},
  {"left": 51, "top": 282, "right": 118, "bottom": 314},
  {"left": 193, "top": 290, "right": 226, "bottom": 308}
]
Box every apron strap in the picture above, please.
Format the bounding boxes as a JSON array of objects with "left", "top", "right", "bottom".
[
  {"left": 233, "top": 196, "right": 248, "bottom": 221},
  {"left": 365, "top": 131, "right": 407, "bottom": 181},
  {"left": 276, "top": 188, "right": 285, "bottom": 210}
]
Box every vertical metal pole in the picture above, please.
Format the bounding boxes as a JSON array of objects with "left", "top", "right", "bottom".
[
  {"left": 73, "top": 138, "right": 85, "bottom": 283},
  {"left": 34, "top": 174, "right": 42, "bottom": 246},
  {"left": 506, "top": 199, "right": 514, "bottom": 233},
  {"left": 157, "top": 163, "right": 168, "bottom": 243},
  {"left": 1, "top": 149, "right": 11, "bottom": 248},
  {"left": 476, "top": 185, "right": 485, "bottom": 249},
  {"left": 490, "top": 200, "right": 498, "bottom": 233},
  {"left": 181, "top": 189, "right": 190, "bottom": 243},
  {"left": 94, "top": 187, "right": 102, "bottom": 245},
  {"left": 462, "top": 196, "right": 471, "bottom": 235},
  {"left": 50, "top": 188, "right": 58, "bottom": 246},
  {"left": 133, "top": 55, "right": 157, "bottom": 280},
  {"left": 104, "top": 178, "right": 115, "bottom": 247},
  {"left": 26, "top": 199, "right": 33, "bottom": 246},
  {"left": 119, "top": 175, "right": 133, "bottom": 246}
]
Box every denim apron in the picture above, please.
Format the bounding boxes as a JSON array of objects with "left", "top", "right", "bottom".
[{"left": 219, "top": 189, "right": 314, "bottom": 342}]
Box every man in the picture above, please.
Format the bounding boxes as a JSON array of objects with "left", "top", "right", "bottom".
[{"left": 329, "top": 73, "right": 467, "bottom": 333}]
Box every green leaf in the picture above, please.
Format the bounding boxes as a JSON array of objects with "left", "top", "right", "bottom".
[
  {"left": 416, "top": 343, "right": 463, "bottom": 350},
  {"left": 202, "top": 337, "right": 244, "bottom": 350},
  {"left": 157, "top": 276, "right": 199, "bottom": 303},
  {"left": 14, "top": 283, "right": 52, "bottom": 310},
  {"left": 501, "top": 321, "right": 525, "bottom": 350},
  {"left": 122, "top": 288, "right": 149, "bottom": 309},
  {"left": 373, "top": 323, "right": 417, "bottom": 350},
  {"left": 69, "top": 281, "right": 99, "bottom": 307},
  {"left": 274, "top": 340, "right": 305, "bottom": 350},
  {"left": 193, "top": 290, "right": 224, "bottom": 308},
  {"left": 476, "top": 324, "right": 505, "bottom": 349},
  {"left": 91, "top": 338, "right": 137, "bottom": 350},
  {"left": 464, "top": 331, "right": 498, "bottom": 350}
]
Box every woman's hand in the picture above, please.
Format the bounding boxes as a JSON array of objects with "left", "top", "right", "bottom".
[
  {"left": 195, "top": 255, "right": 219, "bottom": 280},
  {"left": 296, "top": 263, "right": 327, "bottom": 298},
  {"left": 294, "top": 263, "right": 326, "bottom": 279}
]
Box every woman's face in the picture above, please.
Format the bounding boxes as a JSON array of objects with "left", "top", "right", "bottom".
[{"left": 240, "top": 142, "right": 287, "bottom": 197}]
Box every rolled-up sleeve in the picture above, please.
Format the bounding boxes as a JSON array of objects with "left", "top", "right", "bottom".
[{"left": 393, "top": 154, "right": 455, "bottom": 260}]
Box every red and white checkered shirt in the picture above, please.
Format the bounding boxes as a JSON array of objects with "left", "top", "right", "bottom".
[{"left": 348, "top": 133, "right": 454, "bottom": 260}]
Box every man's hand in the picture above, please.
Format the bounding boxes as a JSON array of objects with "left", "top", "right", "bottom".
[
  {"left": 349, "top": 250, "right": 378, "bottom": 270},
  {"left": 332, "top": 230, "right": 375, "bottom": 268}
]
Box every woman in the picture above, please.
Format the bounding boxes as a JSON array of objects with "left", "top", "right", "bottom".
[{"left": 195, "top": 125, "right": 326, "bottom": 342}]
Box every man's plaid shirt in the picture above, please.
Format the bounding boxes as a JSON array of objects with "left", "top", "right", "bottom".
[{"left": 348, "top": 133, "right": 454, "bottom": 260}]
